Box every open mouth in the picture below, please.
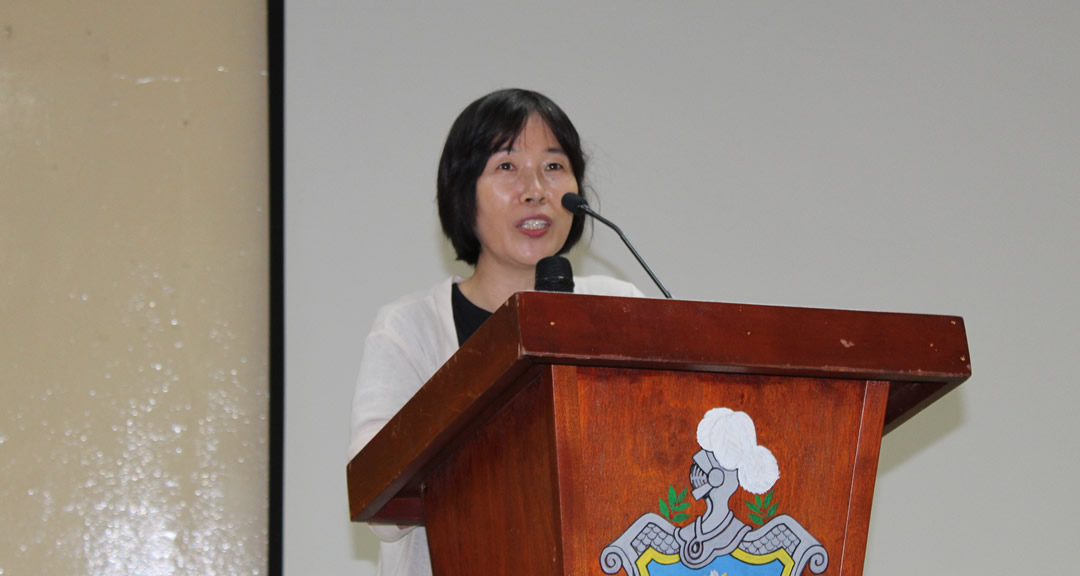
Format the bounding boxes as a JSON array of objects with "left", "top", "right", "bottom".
[{"left": 518, "top": 218, "right": 550, "bottom": 231}]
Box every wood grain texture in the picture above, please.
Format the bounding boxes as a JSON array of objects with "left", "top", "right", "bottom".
[
  {"left": 551, "top": 365, "right": 589, "bottom": 575},
  {"left": 423, "top": 370, "right": 564, "bottom": 576},
  {"left": 513, "top": 293, "right": 970, "bottom": 419},
  {"left": 836, "top": 381, "right": 889, "bottom": 576},
  {"left": 348, "top": 292, "right": 970, "bottom": 526}
]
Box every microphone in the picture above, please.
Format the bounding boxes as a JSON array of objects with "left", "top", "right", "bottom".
[
  {"left": 561, "top": 193, "right": 673, "bottom": 299},
  {"left": 535, "top": 256, "right": 575, "bottom": 293}
]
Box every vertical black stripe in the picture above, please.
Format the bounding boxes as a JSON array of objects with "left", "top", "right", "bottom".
[{"left": 267, "top": 0, "right": 285, "bottom": 574}]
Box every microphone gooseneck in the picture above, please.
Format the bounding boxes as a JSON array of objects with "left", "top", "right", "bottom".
[
  {"left": 535, "top": 256, "right": 575, "bottom": 293},
  {"left": 560, "top": 194, "right": 673, "bottom": 299}
]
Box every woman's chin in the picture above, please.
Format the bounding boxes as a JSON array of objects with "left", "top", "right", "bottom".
[
  {"left": 477, "top": 240, "right": 569, "bottom": 275},
  {"left": 525, "top": 250, "right": 565, "bottom": 268}
]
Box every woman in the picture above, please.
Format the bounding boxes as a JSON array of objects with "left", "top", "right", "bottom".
[{"left": 349, "top": 89, "right": 643, "bottom": 575}]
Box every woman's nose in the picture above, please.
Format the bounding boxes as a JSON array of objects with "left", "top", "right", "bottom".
[{"left": 520, "top": 169, "right": 547, "bottom": 203}]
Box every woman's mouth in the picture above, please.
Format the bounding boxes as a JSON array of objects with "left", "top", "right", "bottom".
[
  {"left": 519, "top": 218, "right": 549, "bottom": 230},
  {"left": 517, "top": 216, "right": 551, "bottom": 236}
]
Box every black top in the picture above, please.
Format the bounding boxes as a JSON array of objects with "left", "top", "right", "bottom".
[{"left": 451, "top": 282, "right": 493, "bottom": 347}]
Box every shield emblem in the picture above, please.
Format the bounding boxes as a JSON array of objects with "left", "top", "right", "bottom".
[{"left": 636, "top": 547, "right": 795, "bottom": 576}]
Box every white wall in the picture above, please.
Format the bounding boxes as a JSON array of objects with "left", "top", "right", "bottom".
[{"left": 285, "top": 2, "right": 1079, "bottom": 574}]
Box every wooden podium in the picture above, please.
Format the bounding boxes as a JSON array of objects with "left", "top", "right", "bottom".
[{"left": 347, "top": 293, "right": 970, "bottom": 576}]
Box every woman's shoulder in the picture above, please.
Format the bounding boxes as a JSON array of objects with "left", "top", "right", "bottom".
[
  {"left": 573, "top": 275, "right": 646, "bottom": 298},
  {"left": 369, "top": 277, "right": 455, "bottom": 335}
]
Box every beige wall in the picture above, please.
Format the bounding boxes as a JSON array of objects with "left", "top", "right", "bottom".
[{"left": 1, "top": 2, "right": 269, "bottom": 574}]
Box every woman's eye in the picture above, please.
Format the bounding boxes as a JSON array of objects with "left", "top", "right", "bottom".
[
  {"left": 546, "top": 162, "right": 564, "bottom": 171},
  {"left": 497, "top": 162, "right": 513, "bottom": 170}
]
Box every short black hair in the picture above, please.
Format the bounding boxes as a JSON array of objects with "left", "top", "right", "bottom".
[{"left": 437, "top": 88, "right": 589, "bottom": 266}]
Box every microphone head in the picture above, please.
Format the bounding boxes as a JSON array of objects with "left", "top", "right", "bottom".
[
  {"left": 534, "top": 256, "right": 575, "bottom": 293},
  {"left": 561, "top": 193, "right": 589, "bottom": 215}
]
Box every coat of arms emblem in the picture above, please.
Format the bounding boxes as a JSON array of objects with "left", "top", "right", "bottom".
[{"left": 601, "top": 408, "right": 828, "bottom": 576}]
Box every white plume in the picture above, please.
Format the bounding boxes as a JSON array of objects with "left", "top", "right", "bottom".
[
  {"left": 696, "top": 408, "right": 780, "bottom": 494},
  {"left": 738, "top": 445, "right": 780, "bottom": 494}
]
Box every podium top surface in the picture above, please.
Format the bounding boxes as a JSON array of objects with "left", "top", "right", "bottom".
[{"left": 347, "top": 292, "right": 970, "bottom": 523}]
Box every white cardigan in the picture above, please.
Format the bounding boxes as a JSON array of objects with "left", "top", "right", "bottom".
[{"left": 350, "top": 275, "right": 644, "bottom": 576}]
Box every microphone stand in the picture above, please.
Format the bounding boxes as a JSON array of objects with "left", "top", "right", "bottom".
[{"left": 577, "top": 204, "right": 673, "bottom": 299}]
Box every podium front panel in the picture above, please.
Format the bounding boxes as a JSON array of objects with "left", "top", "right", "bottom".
[{"left": 420, "top": 364, "right": 887, "bottom": 576}]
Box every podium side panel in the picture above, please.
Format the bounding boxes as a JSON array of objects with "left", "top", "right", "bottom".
[{"left": 422, "top": 368, "right": 564, "bottom": 576}]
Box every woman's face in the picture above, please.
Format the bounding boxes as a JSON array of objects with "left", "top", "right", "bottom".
[{"left": 472, "top": 114, "right": 578, "bottom": 274}]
